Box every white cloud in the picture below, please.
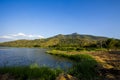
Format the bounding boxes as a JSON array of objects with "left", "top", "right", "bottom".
[
  {"left": 0, "top": 33, "right": 44, "bottom": 42},
  {"left": 38, "top": 35, "right": 44, "bottom": 38},
  {"left": 18, "top": 33, "right": 26, "bottom": 36},
  {"left": 0, "top": 36, "right": 13, "bottom": 39},
  {"left": 9, "top": 33, "right": 26, "bottom": 37},
  {"left": 28, "top": 35, "right": 34, "bottom": 38}
]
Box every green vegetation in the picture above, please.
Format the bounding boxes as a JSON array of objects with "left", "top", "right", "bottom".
[
  {"left": 47, "top": 50, "right": 100, "bottom": 80},
  {"left": 0, "top": 33, "right": 120, "bottom": 80},
  {"left": 1, "top": 49, "right": 119, "bottom": 80},
  {"left": 0, "top": 49, "right": 100, "bottom": 80},
  {"left": 0, "top": 64, "right": 62, "bottom": 80},
  {"left": 0, "top": 51, "right": 99, "bottom": 80},
  {"left": 0, "top": 33, "right": 120, "bottom": 51}
]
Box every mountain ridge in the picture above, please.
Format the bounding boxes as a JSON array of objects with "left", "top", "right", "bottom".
[
  {"left": 0, "top": 33, "right": 119, "bottom": 49},
  {"left": 49, "top": 33, "right": 108, "bottom": 40}
]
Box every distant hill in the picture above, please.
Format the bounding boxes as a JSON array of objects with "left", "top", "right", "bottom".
[
  {"left": 0, "top": 33, "right": 114, "bottom": 48},
  {"left": 53, "top": 33, "right": 108, "bottom": 40}
]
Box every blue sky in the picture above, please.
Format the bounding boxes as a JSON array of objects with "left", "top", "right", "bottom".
[{"left": 0, "top": 0, "right": 120, "bottom": 42}]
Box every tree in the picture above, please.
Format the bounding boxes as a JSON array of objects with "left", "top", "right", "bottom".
[{"left": 105, "top": 38, "right": 117, "bottom": 51}]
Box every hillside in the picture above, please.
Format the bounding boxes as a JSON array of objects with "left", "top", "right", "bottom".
[
  {"left": 0, "top": 33, "right": 119, "bottom": 50},
  {"left": 48, "top": 33, "right": 108, "bottom": 40}
]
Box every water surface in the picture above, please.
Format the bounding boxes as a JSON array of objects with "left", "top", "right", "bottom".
[{"left": 0, "top": 47, "right": 73, "bottom": 69}]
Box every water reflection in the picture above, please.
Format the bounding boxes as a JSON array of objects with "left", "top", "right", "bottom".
[{"left": 0, "top": 47, "right": 73, "bottom": 69}]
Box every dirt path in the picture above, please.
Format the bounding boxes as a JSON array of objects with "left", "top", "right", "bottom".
[{"left": 88, "top": 51, "right": 120, "bottom": 80}]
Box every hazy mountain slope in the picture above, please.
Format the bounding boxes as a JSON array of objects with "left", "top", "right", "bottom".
[{"left": 0, "top": 33, "right": 109, "bottom": 47}]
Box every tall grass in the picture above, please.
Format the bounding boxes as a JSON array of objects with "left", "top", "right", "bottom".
[
  {"left": 47, "top": 50, "right": 100, "bottom": 80},
  {"left": 0, "top": 64, "right": 62, "bottom": 80},
  {"left": 68, "top": 55, "right": 99, "bottom": 80}
]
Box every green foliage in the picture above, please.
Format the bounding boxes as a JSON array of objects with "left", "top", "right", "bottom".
[
  {"left": 68, "top": 55, "right": 99, "bottom": 80},
  {"left": 105, "top": 38, "right": 117, "bottom": 50},
  {"left": 0, "top": 34, "right": 120, "bottom": 50},
  {"left": 115, "top": 39, "right": 120, "bottom": 48},
  {"left": 0, "top": 65, "right": 62, "bottom": 80},
  {"left": 30, "top": 63, "right": 39, "bottom": 69},
  {"left": 47, "top": 50, "right": 100, "bottom": 80}
]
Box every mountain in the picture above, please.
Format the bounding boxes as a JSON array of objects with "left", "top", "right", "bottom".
[
  {"left": 54, "top": 33, "right": 108, "bottom": 40},
  {"left": 0, "top": 33, "right": 110, "bottom": 48}
]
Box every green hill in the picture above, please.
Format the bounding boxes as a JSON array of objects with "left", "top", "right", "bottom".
[{"left": 0, "top": 33, "right": 120, "bottom": 50}]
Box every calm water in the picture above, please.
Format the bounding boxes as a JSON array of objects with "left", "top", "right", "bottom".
[{"left": 0, "top": 47, "right": 73, "bottom": 69}]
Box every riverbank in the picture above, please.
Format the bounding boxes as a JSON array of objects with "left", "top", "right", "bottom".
[
  {"left": 47, "top": 50, "right": 120, "bottom": 69},
  {"left": 0, "top": 51, "right": 100, "bottom": 80},
  {"left": 0, "top": 49, "right": 120, "bottom": 80},
  {"left": 47, "top": 50, "right": 100, "bottom": 80},
  {"left": 47, "top": 50, "right": 120, "bottom": 80}
]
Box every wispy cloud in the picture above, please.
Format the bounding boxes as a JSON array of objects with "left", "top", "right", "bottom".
[
  {"left": 0, "top": 36, "right": 13, "bottom": 39},
  {"left": 0, "top": 33, "right": 44, "bottom": 42},
  {"left": 10, "top": 33, "right": 26, "bottom": 37}
]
